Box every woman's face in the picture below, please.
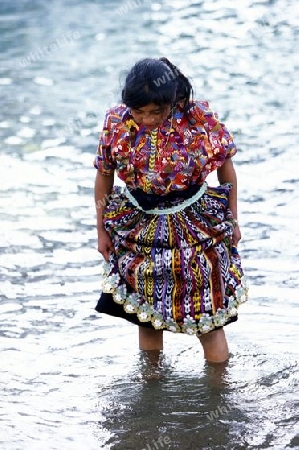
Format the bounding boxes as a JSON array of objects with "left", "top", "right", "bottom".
[{"left": 130, "top": 103, "right": 172, "bottom": 130}]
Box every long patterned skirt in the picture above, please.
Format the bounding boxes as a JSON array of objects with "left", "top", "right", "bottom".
[{"left": 95, "top": 182, "right": 248, "bottom": 335}]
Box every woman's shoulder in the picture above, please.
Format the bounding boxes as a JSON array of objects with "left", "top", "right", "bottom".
[
  {"left": 103, "top": 104, "right": 130, "bottom": 128},
  {"left": 182, "top": 100, "right": 222, "bottom": 130},
  {"left": 186, "top": 100, "right": 214, "bottom": 118}
]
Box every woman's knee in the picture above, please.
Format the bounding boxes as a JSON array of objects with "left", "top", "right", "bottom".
[{"left": 198, "top": 328, "right": 229, "bottom": 363}]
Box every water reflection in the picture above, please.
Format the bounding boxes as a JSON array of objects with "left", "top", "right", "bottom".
[
  {"left": 96, "top": 348, "right": 241, "bottom": 450},
  {"left": 95, "top": 340, "right": 299, "bottom": 449}
]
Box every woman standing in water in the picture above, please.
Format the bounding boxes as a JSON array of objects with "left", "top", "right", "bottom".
[{"left": 93, "top": 57, "right": 247, "bottom": 363}]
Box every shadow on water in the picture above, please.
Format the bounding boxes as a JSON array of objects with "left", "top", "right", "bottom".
[
  {"left": 94, "top": 337, "right": 299, "bottom": 450},
  {"left": 95, "top": 351, "right": 235, "bottom": 450}
]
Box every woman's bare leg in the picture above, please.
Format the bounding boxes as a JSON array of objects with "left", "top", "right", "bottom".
[
  {"left": 198, "top": 328, "right": 229, "bottom": 363},
  {"left": 139, "top": 327, "right": 163, "bottom": 351}
]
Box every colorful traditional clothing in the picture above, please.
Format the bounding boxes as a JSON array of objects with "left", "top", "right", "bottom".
[{"left": 94, "top": 101, "right": 248, "bottom": 334}]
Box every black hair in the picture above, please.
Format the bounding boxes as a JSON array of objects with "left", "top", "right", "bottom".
[{"left": 121, "top": 57, "right": 193, "bottom": 110}]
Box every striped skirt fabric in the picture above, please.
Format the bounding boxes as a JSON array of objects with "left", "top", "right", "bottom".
[{"left": 99, "top": 183, "right": 248, "bottom": 335}]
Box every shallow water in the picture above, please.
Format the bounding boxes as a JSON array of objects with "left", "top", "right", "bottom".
[{"left": 1, "top": 0, "right": 299, "bottom": 449}]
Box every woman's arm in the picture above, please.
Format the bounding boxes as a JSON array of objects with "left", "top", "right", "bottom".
[
  {"left": 94, "top": 171, "right": 115, "bottom": 261},
  {"left": 217, "top": 158, "right": 238, "bottom": 220},
  {"left": 217, "top": 158, "right": 241, "bottom": 245}
]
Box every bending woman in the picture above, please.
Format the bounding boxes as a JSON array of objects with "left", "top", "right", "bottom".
[{"left": 94, "top": 57, "right": 248, "bottom": 363}]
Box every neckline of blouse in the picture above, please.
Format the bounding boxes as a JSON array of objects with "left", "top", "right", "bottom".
[{"left": 122, "top": 105, "right": 184, "bottom": 134}]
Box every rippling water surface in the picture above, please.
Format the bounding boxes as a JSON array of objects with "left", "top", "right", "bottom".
[{"left": 1, "top": 0, "right": 299, "bottom": 449}]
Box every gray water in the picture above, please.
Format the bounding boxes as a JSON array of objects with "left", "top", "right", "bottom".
[{"left": 0, "top": 0, "right": 299, "bottom": 449}]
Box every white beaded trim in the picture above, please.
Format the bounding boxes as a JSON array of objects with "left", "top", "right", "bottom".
[
  {"left": 124, "top": 182, "right": 208, "bottom": 215},
  {"left": 100, "top": 260, "right": 249, "bottom": 334}
]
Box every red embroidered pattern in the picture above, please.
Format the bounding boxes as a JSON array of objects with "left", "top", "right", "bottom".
[{"left": 94, "top": 101, "right": 237, "bottom": 195}]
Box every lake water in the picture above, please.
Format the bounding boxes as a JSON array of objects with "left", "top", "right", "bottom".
[{"left": 0, "top": 0, "right": 299, "bottom": 449}]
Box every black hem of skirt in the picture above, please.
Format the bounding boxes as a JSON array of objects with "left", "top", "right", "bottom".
[{"left": 95, "top": 293, "right": 238, "bottom": 332}]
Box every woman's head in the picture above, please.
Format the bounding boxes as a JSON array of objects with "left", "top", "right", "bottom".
[{"left": 121, "top": 57, "right": 193, "bottom": 112}]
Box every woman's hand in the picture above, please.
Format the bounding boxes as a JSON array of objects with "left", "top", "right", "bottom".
[
  {"left": 97, "top": 229, "right": 114, "bottom": 262},
  {"left": 94, "top": 172, "right": 115, "bottom": 262},
  {"left": 232, "top": 224, "right": 242, "bottom": 247}
]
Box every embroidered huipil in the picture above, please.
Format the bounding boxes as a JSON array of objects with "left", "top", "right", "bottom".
[{"left": 94, "top": 101, "right": 237, "bottom": 195}]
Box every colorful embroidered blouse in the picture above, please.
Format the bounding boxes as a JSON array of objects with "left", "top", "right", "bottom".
[{"left": 94, "top": 101, "right": 237, "bottom": 195}]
